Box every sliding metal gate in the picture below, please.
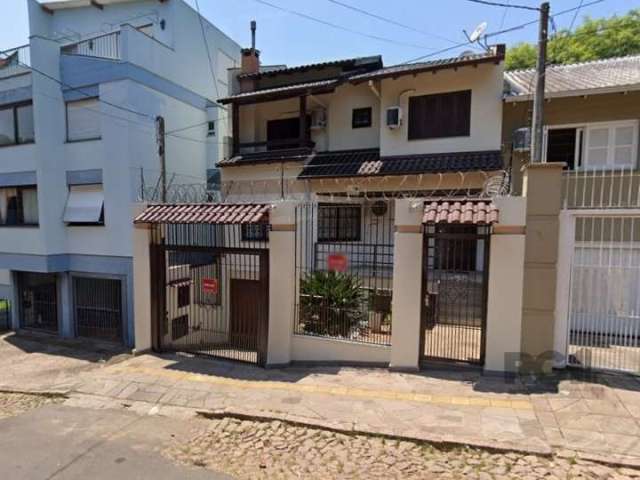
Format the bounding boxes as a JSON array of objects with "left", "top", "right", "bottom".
[
  {"left": 421, "top": 224, "right": 490, "bottom": 365},
  {"left": 150, "top": 223, "right": 269, "bottom": 365},
  {"left": 567, "top": 215, "right": 640, "bottom": 373}
]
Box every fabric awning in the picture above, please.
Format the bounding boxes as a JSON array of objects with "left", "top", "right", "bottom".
[
  {"left": 423, "top": 200, "right": 499, "bottom": 225},
  {"left": 134, "top": 203, "right": 271, "bottom": 225}
]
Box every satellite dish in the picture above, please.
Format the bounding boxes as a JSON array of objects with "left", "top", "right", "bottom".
[{"left": 469, "top": 21, "right": 488, "bottom": 42}]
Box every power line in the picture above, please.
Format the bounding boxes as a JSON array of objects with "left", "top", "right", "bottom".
[
  {"left": 499, "top": 0, "right": 511, "bottom": 29},
  {"left": 324, "top": 0, "right": 461, "bottom": 45},
  {"left": 251, "top": 0, "right": 442, "bottom": 51},
  {"left": 569, "top": 0, "right": 585, "bottom": 31},
  {"left": 193, "top": 0, "right": 221, "bottom": 100},
  {"left": 463, "top": 0, "right": 540, "bottom": 11}
]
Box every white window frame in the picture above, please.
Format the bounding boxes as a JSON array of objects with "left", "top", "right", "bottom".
[{"left": 543, "top": 120, "right": 639, "bottom": 171}]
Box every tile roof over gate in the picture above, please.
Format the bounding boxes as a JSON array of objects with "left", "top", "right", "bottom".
[
  {"left": 134, "top": 203, "right": 271, "bottom": 225},
  {"left": 423, "top": 200, "right": 499, "bottom": 225},
  {"left": 504, "top": 55, "right": 640, "bottom": 100}
]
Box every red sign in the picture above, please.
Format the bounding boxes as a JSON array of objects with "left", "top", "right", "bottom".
[
  {"left": 202, "top": 278, "right": 219, "bottom": 295},
  {"left": 327, "top": 254, "right": 348, "bottom": 273}
]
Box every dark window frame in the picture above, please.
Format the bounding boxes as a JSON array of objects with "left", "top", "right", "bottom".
[
  {"left": 177, "top": 283, "right": 191, "bottom": 308},
  {"left": 317, "top": 204, "right": 362, "bottom": 242},
  {"left": 0, "top": 101, "right": 35, "bottom": 147},
  {"left": 241, "top": 223, "right": 269, "bottom": 242},
  {"left": 352, "top": 107, "right": 372, "bottom": 129},
  {"left": 266, "top": 116, "right": 311, "bottom": 150},
  {"left": 0, "top": 185, "right": 39, "bottom": 227},
  {"left": 408, "top": 90, "right": 471, "bottom": 141}
]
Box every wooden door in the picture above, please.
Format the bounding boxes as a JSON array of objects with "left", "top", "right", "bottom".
[{"left": 230, "top": 279, "right": 261, "bottom": 349}]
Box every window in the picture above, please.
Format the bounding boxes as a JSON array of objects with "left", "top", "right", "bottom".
[
  {"left": 318, "top": 204, "right": 361, "bottom": 242},
  {"left": 177, "top": 284, "right": 190, "bottom": 308},
  {"left": 0, "top": 102, "right": 34, "bottom": 146},
  {"left": 207, "top": 120, "right": 215, "bottom": 136},
  {"left": 63, "top": 184, "right": 105, "bottom": 225},
  {"left": 266, "top": 116, "right": 310, "bottom": 150},
  {"left": 544, "top": 121, "right": 638, "bottom": 170},
  {"left": 408, "top": 90, "right": 471, "bottom": 140},
  {"left": 66, "top": 98, "right": 101, "bottom": 142},
  {"left": 0, "top": 186, "right": 38, "bottom": 226},
  {"left": 352, "top": 107, "right": 372, "bottom": 129},
  {"left": 241, "top": 224, "right": 269, "bottom": 242}
]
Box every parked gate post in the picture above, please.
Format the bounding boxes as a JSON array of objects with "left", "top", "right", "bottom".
[
  {"left": 484, "top": 197, "right": 527, "bottom": 373},
  {"left": 390, "top": 199, "right": 424, "bottom": 371},
  {"left": 520, "top": 162, "right": 565, "bottom": 373},
  {"left": 132, "top": 203, "right": 153, "bottom": 354},
  {"left": 267, "top": 201, "right": 297, "bottom": 367}
]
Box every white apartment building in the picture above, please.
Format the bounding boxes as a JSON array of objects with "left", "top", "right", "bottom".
[{"left": 0, "top": 0, "right": 240, "bottom": 346}]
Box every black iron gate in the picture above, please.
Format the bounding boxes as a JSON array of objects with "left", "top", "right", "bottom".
[
  {"left": 150, "top": 223, "right": 269, "bottom": 365},
  {"left": 73, "top": 276, "right": 123, "bottom": 343},
  {"left": 421, "top": 224, "right": 491, "bottom": 365},
  {"left": 18, "top": 272, "right": 59, "bottom": 333}
]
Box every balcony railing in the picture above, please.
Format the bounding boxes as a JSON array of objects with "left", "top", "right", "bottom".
[
  {"left": 0, "top": 45, "right": 30, "bottom": 79},
  {"left": 236, "top": 139, "right": 314, "bottom": 155},
  {"left": 562, "top": 167, "right": 640, "bottom": 210},
  {"left": 61, "top": 31, "right": 120, "bottom": 60}
]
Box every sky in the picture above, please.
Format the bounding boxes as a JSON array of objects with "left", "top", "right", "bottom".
[{"left": 1, "top": 0, "right": 637, "bottom": 66}]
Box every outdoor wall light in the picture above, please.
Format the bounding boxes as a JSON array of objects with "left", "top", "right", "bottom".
[{"left": 160, "top": 19, "right": 166, "bottom": 30}]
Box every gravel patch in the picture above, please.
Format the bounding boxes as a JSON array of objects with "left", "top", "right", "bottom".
[
  {"left": 166, "top": 417, "right": 640, "bottom": 479},
  {"left": 0, "top": 392, "right": 65, "bottom": 420}
]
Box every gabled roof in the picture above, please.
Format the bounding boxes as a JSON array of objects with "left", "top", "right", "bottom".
[
  {"left": 350, "top": 45, "right": 505, "bottom": 84},
  {"left": 237, "top": 55, "right": 382, "bottom": 80},
  {"left": 504, "top": 54, "right": 640, "bottom": 101},
  {"left": 218, "top": 79, "right": 340, "bottom": 105},
  {"left": 218, "top": 147, "right": 313, "bottom": 167},
  {"left": 134, "top": 203, "right": 270, "bottom": 225}
]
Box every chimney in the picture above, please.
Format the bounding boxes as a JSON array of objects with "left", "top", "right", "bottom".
[{"left": 241, "top": 20, "right": 260, "bottom": 75}]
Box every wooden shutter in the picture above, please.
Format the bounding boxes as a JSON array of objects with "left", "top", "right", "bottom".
[{"left": 408, "top": 90, "right": 471, "bottom": 140}]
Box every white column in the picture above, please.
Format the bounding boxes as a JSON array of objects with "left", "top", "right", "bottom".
[
  {"left": 554, "top": 210, "right": 575, "bottom": 368},
  {"left": 390, "top": 199, "right": 424, "bottom": 371},
  {"left": 484, "top": 197, "right": 527, "bottom": 373},
  {"left": 267, "top": 201, "right": 297, "bottom": 366},
  {"left": 132, "top": 203, "right": 153, "bottom": 353}
]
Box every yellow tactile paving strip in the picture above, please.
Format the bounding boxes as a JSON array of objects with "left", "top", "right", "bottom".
[{"left": 108, "top": 365, "right": 534, "bottom": 411}]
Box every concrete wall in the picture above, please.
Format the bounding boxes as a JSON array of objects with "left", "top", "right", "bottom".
[
  {"left": 380, "top": 62, "right": 504, "bottom": 157},
  {"left": 291, "top": 335, "right": 390, "bottom": 365}
]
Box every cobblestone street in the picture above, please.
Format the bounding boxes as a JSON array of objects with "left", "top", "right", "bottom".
[
  {"left": 0, "top": 391, "right": 64, "bottom": 420},
  {"left": 167, "top": 417, "right": 640, "bottom": 480}
]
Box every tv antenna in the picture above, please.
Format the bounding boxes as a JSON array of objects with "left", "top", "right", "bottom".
[{"left": 464, "top": 21, "right": 489, "bottom": 51}]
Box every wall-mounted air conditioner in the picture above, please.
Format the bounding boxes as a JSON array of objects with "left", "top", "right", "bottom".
[
  {"left": 513, "top": 127, "right": 531, "bottom": 152},
  {"left": 310, "top": 109, "right": 327, "bottom": 129},
  {"left": 386, "top": 106, "right": 402, "bottom": 129}
]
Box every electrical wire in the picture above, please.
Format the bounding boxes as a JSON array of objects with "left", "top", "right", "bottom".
[
  {"left": 463, "top": 0, "right": 540, "bottom": 11},
  {"left": 569, "top": 0, "right": 585, "bottom": 31},
  {"left": 193, "top": 0, "right": 221, "bottom": 100}
]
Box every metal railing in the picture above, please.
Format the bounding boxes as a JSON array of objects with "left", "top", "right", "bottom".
[
  {"left": 61, "top": 31, "right": 120, "bottom": 60},
  {"left": 0, "top": 45, "right": 30, "bottom": 78},
  {"left": 0, "top": 299, "right": 10, "bottom": 331},
  {"left": 562, "top": 167, "right": 640, "bottom": 210}
]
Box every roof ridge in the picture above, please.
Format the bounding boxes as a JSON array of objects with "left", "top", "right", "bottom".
[{"left": 506, "top": 53, "right": 640, "bottom": 75}]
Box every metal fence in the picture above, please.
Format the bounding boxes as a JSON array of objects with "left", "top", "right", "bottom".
[
  {"left": 0, "top": 299, "right": 10, "bottom": 331},
  {"left": 562, "top": 168, "right": 640, "bottom": 210},
  {"left": 150, "top": 222, "right": 269, "bottom": 365},
  {"left": 18, "top": 273, "right": 59, "bottom": 333},
  {"left": 73, "top": 276, "right": 123, "bottom": 343},
  {"left": 422, "top": 224, "right": 491, "bottom": 365},
  {"left": 61, "top": 31, "right": 120, "bottom": 60},
  {"left": 294, "top": 200, "right": 394, "bottom": 346},
  {"left": 0, "top": 45, "right": 30, "bottom": 79}
]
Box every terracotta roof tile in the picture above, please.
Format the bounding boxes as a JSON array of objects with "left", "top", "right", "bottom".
[
  {"left": 423, "top": 200, "right": 499, "bottom": 225},
  {"left": 134, "top": 203, "right": 270, "bottom": 225}
]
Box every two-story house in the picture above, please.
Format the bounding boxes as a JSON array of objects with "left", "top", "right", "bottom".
[{"left": 0, "top": 0, "right": 240, "bottom": 347}]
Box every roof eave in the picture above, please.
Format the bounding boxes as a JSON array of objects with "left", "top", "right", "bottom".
[
  {"left": 218, "top": 84, "right": 338, "bottom": 105},
  {"left": 504, "top": 83, "right": 640, "bottom": 102}
]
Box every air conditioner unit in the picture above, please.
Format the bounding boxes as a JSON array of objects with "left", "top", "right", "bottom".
[
  {"left": 513, "top": 127, "right": 531, "bottom": 152},
  {"left": 310, "top": 109, "right": 327, "bottom": 129},
  {"left": 386, "top": 106, "right": 402, "bottom": 129}
]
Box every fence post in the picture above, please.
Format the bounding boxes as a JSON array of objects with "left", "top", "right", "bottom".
[
  {"left": 484, "top": 197, "right": 527, "bottom": 373},
  {"left": 267, "top": 201, "right": 297, "bottom": 367},
  {"left": 390, "top": 199, "right": 424, "bottom": 371},
  {"left": 553, "top": 209, "right": 575, "bottom": 368},
  {"left": 132, "top": 203, "right": 153, "bottom": 354},
  {"left": 520, "top": 162, "right": 565, "bottom": 373}
]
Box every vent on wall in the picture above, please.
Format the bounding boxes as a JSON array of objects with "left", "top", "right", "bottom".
[{"left": 513, "top": 127, "right": 531, "bottom": 152}]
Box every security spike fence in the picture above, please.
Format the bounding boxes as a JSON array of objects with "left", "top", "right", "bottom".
[
  {"left": 562, "top": 167, "right": 640, "bottom": 210},
  {"left": 135, "top": 168, "right": 221, "bottom": 204},
  {"left": 294, "top": 200, "right": 395, "bottom": 346}
]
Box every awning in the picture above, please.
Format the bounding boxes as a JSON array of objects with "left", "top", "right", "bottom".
[
  {"left": 134, "top": 203, "right": 271, "bottom": 225},
  {"left": 423, "top": 200, "right": 499, "bottom": 225},
  {"left": 63, "top": 184, "right": 104, "bottom": 223}
]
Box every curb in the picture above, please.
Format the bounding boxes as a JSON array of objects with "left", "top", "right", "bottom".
[{"left": 0, "top": 388, "right": 69, "bottom": 399}]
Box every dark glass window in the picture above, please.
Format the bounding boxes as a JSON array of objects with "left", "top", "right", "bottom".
[
  {"left": 318, "top": 204, "right": 361, "bottom": 242},
  {"left": 266, "top": 116, "right": 310, "bottom": 150},
  {"left": 241, "top": 224, "right": 269, "bottom": 241},
  {"left": 177, "top": 284, "right": 190, "bottom": 308},
  {"left": 546, "top": 128, "right": 580, "bottom": 169},
  {"left": 0, "top": 102, "right": 34, "bottom": 146},
  {"left": 352, "top": 107, "right": 372, "bottom": 129},
  {"left": 408, "top": 90, "right": 471, "bottom": 140},
  {"left": 0, "top": 186, "right": 38, "bottom": 226}
]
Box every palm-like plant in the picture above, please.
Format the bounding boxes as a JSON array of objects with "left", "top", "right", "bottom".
[{"left": 299, "top": 271, "right": 364, "bottom": 337}]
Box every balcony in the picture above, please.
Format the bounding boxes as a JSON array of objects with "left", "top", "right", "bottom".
[
  {"left": 562, "top": 167, "right": 640, "bottom": 210},
  {"left": 61, "top": 31, "right": 120, "bottom": 60},
  {"left": 0, "top": 45, "right": 31, "bottom": 79}
]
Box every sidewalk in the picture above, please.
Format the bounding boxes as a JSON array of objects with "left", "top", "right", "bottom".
[{"left": 66, "top": 353, "right": 640, "bottom": 466}]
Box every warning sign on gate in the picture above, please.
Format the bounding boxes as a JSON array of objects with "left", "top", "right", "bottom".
[
  {"left": 202, "top": 278, "right": 219, "bottom": 295},
  {"left": 327, "top": 254, "right": 348, "bottom": 273}
]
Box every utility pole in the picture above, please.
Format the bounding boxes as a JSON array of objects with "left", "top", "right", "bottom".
[
  {"left": 531, "top": 2, "right": 550, "bottom": 164},
  {"left": 155, "top": 115, "right": 167, "bottom": 202}
]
